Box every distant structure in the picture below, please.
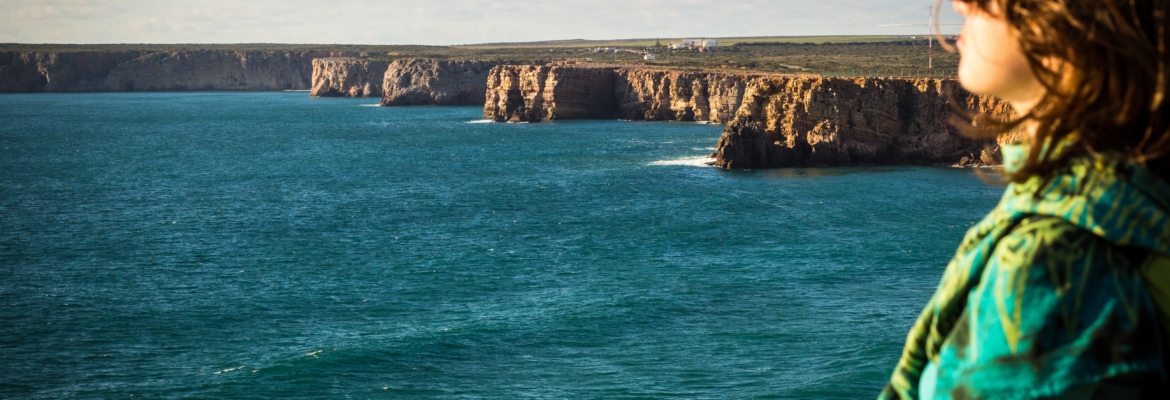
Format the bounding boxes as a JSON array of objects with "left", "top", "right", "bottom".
[
  {"left": 669, "top": 39, "right": 718, "bottom": 52},
  {"left": 878, "top": 5, "right": 961, "bottom": 77},
  {"left": 644, "top": 54, "right": 657, "bottom": 61}
]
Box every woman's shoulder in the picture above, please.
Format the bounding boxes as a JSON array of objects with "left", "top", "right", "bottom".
[
  {"left": 935, "top": 214, "right": 1165, "bottom": 399},
  {"left": 994, "top": 215, "right": 1149, "bottom": 269}
]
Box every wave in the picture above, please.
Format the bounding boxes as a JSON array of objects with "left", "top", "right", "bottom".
[
  {"left": 359, "top": 104, "right": 381, "bottom": 107},
  {"left": 466, "top": 120, "right": 495, "bottom": 124},
  {"left": 283, "top": 90, "right": 311, "bottom": 92},
  {"left": 647, "top": 156, "right": 716, "bottom": 167}
]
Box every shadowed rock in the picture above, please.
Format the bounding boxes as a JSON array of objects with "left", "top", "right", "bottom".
[
  {"left": 311, "top": 58, "right": 390, "bottom": 97},
  {"left": 380, "top": 59, "right": 505, "bottom": 106},
  {"left": 0, "top": 50, "right": 328, "bottom": 92}
]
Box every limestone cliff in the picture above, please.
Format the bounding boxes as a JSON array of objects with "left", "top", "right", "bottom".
[
  {"left": 380, "top": 59, "right": 505, "bottom": 106},
  {"left": 712, "top": 77, "right": 1012, "bottom": 169},
  {"left": 483, "top": 64, "right": 1011, "bottom": 167},
  {"left": 614, "top": 69, "right": 758, "bottom": 123},
  {"left": 311, "top": 58, "right": 390, "bottom": 97},
  {"left": 483, "top": 65, "right": 758, "bottom": 123},
  {"left": 483, "top": 65, "right": 618, "bottom": 122},
  {"left": 0, "top": 50, "right": 328, "bottom": 92}
]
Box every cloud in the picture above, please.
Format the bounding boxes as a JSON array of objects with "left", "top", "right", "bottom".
[
  {"left": 9, "top": 0, "right": 125, "bottom": 21},
  {"left": 0, "top": 25, "right": 20, "bottom": 42},
  {"left": 2, "top": 0, "right": 960, "bottom": 45}
]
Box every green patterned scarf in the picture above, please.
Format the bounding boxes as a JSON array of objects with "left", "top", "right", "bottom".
[{"left": 880, "top": 145, "right": 1170, "bottom": 399}]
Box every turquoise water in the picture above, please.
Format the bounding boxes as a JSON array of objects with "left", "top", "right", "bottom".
[{"left": 0, "top": 92, "right": 1003, "bottom": 398}]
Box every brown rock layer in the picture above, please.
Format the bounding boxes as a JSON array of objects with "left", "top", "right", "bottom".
[
  {"left": 380, "top": 59, "right": 505, "bottom": 106},
  {"left": 483, "top": 65, "right": 759, "bottom": 123},
  {"left": 713, "top": 77, "right": 1012, "bottom": 168},
  {"left": 614, "top": 69, "right": 760, "bottom": 123},
  {"left": 483, "top": 64, "right": 1012, "bottom": 167},
  {"left": 483, "top": 65, "right": 617, "bottom": 122},
  {"left": 311, "top": 58, "right": 390, "bottom": 97},
  {"left": 0, "top": 51, "right": 328, "bottom": 92}
]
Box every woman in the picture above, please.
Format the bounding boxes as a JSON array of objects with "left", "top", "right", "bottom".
[{"left": 880, "top": 0, "right": 1170, "bottom": 399}]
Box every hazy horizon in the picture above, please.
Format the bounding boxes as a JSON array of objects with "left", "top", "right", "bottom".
[{"left": 1, "top": 0, "right": 964, "bottom": 46}]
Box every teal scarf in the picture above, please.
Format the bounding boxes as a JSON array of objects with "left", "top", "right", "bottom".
[{"left": 880, "top": 146, "right": 1170, "bottom": 399}]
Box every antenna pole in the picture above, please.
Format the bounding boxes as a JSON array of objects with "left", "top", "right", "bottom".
[{"left": 928, "top": 5, "right": 934, "bottom": 78}]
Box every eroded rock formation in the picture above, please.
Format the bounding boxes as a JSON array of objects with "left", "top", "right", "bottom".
[
  {"left": 483, "top": 65, "right": 618, "bottom": 122},
  {"left": 0, "top": 51, "right": 328, "bottom": 92},
  {"left": 483, "top": 65, "right": 759, "bottom": 123},
  {"left": 483, "top": 64, "right": 1011, "bottom": 167},
  {"left": 614, "top": 69, "right": 759, "bottom": 123},
  {"left": 712, "top": 77, "right": 1012, "bottom": 168},
  {"left": 311, "top": 58, "right": 390, "bottom": 97},
  {"left": 380, "top": 59, "right": 505, "bottom": 106}
]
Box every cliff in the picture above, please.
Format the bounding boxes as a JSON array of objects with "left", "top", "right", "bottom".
[
  {"left": 482, "top": 64, "right": 1011, "bottom": 167},
  {"left": 713, "top": 77, "right": 1012, "bottom": 168},
  {"left": 483, "top": 65, "right": 618, "bottom": 122},
  {"left": 380, "top": 59, "right": 505, "bottom": 106},
  {"left": 614, "top": 69, "right": 758, "bottom": 123},
  {"left": 483, "top": 65, "right": 758, "bottom": 123},
  {"left": 311, "top": 58, "right": 390, "bottom": 97},
  {"left": 0, "top": 50, "right": 328, "bottom": 92}
]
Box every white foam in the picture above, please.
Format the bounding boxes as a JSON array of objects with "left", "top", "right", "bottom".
[
  {"left": 466, "top": 120, "right": 495, "bottom": 124},
  {"left": 647, "top": 156, "right": 716, "bottom": 167},
  {"left": 359, "top": 104, "right": 381, "bottom": 107},
  {"left": 213, "top": 366, "right": 246, "bottom": 375},
  {"left": 284, "top": 90, "right": 311, "bottom": 92}
]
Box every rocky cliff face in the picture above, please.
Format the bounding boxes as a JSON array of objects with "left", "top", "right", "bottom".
[
  {"left": 712, "top": 77, "right": 1012, "bottom": 168},
  {"left": 614, "top": 69, "right": 758, "bottom": 123},
  {"left": 483, "top": 65, "right": 618, "bottom": 122},
  {"left": 0, "top": 51, "right": 328, "bottom": 92},
  {"left": 483, "top": 65, "right": 758, "bottom": 123},
  {"left": 380, "top": 59, "right": 505, "bottom": 106},
  {"left": 483, "top": 65, "right": 1011, "bottom": 167},
  {"left": 311, "top": 58, "right": 390, "bottom": 97}
]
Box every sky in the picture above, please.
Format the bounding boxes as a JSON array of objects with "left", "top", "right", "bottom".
[{"left": 0, "top": 0, "right": 965, "bottom": 45}]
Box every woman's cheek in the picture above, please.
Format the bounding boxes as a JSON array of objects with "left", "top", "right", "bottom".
[{"left": 957, "top": 16, "right": 1023, "bottom": 99}]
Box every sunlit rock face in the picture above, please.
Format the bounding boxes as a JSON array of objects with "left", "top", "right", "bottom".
[
  {"left": 483, "top": 65, "right": 760, "bottom": 124},
  {"left": 713, "top": 77, "right": 1013, "bottom": 169},
  {"left": 483, "top": 65, "right": 618, "bottom": 122},
  {"left": 311, "top": 58, "right": 390, "bottom": 98},
  {"left": 483, "top": 64, "right": 1013, "bottom": 167}
]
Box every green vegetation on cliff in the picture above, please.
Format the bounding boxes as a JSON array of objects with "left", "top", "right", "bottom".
[{"left": 1, "top": 35, "right": 959, "bottom": 77}]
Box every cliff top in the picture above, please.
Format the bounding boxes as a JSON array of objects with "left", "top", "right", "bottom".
[
  {"left": 459, "top": 35, "right": 908, "bottom": 48},
  {"left": 1, "top": 36, "right": 958, "bottom": 78}
]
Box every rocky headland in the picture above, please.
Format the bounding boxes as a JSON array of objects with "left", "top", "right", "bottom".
[
  {"left": 380, "top": 59, "right": 506, "bottom": 106},
  {"left": 483, "top": 65, "right": 758, "bottom": 123},
  {"left": 713, "top": 77, "right": 1012, "bottom": 169},
  {"left": 482, "top": 64, "right": 1010, "bottom": 168},
  {"left": 310, "top": 58, "right": 390, "bottom": 97},
  {"left": 0, "top": 50, "right": 328, "bottom": 92}
]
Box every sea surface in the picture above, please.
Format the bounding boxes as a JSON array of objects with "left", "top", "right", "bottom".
[{"left": 0, "top": 92, "right": 1003, "bottom": 398}]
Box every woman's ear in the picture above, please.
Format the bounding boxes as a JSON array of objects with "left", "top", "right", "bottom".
[{"left": 953, "top": 0, "right": 975, "bottom": 17}]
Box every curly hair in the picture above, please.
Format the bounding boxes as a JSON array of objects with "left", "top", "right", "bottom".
[{"left": 949, "top": 0, "right": 1170, "bottom": 182}]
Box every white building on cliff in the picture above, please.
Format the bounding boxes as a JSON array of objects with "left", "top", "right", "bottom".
[{"left": 671, "top": 39, "right": 719, "bottom": 50}]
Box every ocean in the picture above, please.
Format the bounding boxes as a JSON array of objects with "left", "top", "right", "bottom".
[{"left": 0, "top": 92, "right": 1003, "bottom": 398}]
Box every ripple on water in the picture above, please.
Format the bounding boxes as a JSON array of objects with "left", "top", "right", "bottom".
[{"left": 0, "top": 92, "right": 1004, "bottom": 398}]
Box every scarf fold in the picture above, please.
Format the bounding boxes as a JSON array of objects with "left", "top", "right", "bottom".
[{"left": 880, "top": 146, "right": 1170, "bottom": 399}]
